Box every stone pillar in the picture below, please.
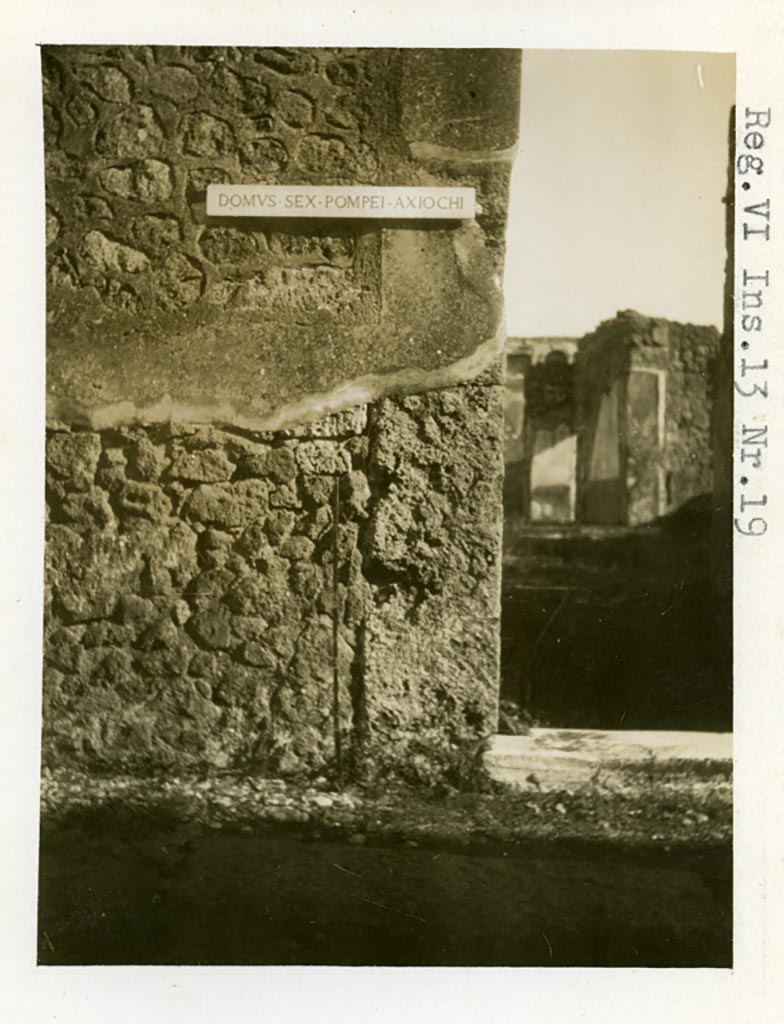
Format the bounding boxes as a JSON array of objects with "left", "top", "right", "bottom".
[
  {"left": 41, "top": 46, "right": 521, "bottom": 780},
  {"left": 502, "top": 343, "right": 530, "bottom": 518},
  {"left": 523, "top": 350, "right": 576, "bottom": 523},
  {"left": 575, "top": 311, "right": 721, "bottom": 527},
  {"left": 358, "top": 367, "right": 505, "bottom": 782}
]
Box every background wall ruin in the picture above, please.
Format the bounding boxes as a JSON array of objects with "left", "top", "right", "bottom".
[
  {"left": 502, "top": 337, "right": 578, "bottom": 521},
  {"left": 575, "top": 310, "right": 721, "bottom": 527},
  {"left": 500, "top": 311, "right": 730, "bottom": 732},
  {"left": 42, "top": 46, "right": 520, "bottom": 780}
]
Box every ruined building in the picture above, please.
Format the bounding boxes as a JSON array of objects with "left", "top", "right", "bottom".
[
  {"left": 576, "top": 311, "right": 721, "bottom": 526},
  {"left": 504, "top": 312, "right": 721, "bottom": 529},
  {"left": 503, "top": 337, "right": 578, "bottom": 522},
  {"left": 42, "top": 46, "right": 521, "bottom": 781},
  {"left": 501, "top": 313, "right": 729, "bottom": 732}
]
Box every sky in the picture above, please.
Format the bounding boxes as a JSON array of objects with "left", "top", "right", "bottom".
[{"left": 504, "top": 50, "right": 736, "bottom": 338}]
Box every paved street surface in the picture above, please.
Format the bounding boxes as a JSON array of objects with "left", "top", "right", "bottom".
[{"left": 38, "top": 819, "right": 731, "bottom": 967}]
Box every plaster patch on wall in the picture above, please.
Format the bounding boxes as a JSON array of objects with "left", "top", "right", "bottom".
[{"left": 46, "top": 319, "right": 507, "bottom": 433}]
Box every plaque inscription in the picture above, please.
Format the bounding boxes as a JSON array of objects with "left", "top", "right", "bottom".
[{"left": 207, "top": 185, "right": 476, "bottom": 220}]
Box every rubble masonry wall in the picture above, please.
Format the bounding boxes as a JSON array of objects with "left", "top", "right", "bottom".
[{"left": 42, "top": 45, "right": 519, "bottom": 779}]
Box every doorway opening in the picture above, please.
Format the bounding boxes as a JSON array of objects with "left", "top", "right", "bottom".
[{"left": 499, "top": 314, "right": 732, "bottom": 734}]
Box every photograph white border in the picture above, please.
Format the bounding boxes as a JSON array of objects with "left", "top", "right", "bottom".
[{"left": 1, "top": 2, "right": 782, "bottom": 1022}]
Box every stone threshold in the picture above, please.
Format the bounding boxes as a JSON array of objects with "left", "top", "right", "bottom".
[{"left": 485, "top": 729, "right": 733, "bottom": 790}]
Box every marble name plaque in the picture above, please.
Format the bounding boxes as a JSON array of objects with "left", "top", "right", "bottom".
[{"left": 207, "top": 184, "right": 476, "bottom": 220}]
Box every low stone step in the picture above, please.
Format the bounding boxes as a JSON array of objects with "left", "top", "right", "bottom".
[{"left": 484, "top": 729, "right": 732, "bottom": 790}]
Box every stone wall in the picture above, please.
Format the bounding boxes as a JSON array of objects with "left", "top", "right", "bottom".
[
  {"left": 41, "top": 45, "right": 520, "bottom": 781},
  {"left": 44, "top": 410, "right": 365, "bottom": 774},
  {"left": 502, "top": 338, "right": 578, "bottom": 521},
  {"left": 575, "top": 311, "right": 721, "bottom": 526},
  {"left": 44, "top": 377, "right": 502, "bottom": 779},
  {"left": 522, "top": 352, "right": 576, "bottom": 522},
  {"left": 360, "top": 368, "right": 504, "bottom": 780},
  {"left": 43, "top": 45, "right": 517, "bottom": 429}
]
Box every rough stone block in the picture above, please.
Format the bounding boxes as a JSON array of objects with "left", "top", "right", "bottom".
[
  {"left": 126, "top": 435, "right": 166, "bottom": 482},
  {"left": 55, "top": 574, "right": 119, "bottom": 623},
  {"left": 265, "top": 446, "right": 297, "bottom": 483},
  {"left": 117, "top": 594, "right": 160, "bottom": 634},
  {"left": 188, "top": 651, "right": 216, "bottom": 678},
  {"left": 230, "top": 616, "right": 270, "bottom": 643},
  {"left": 341, "top": 470, "right": 370, "bottom": 518},
  {"left": 81, "top": 231, "right": 149, "bottom": 275},
  {"left": 295, "top": 441, "right": 351, "bottom": 475},
  {"left": 169, "top": 448, "right": 235, "bottom": 483},
  {"left": 95, "top": 447, "right": 127, "bottom": 489},
  {"left": 115, "top": 481, "right": 171, "bottom": 522},
  {"left": 301, "top": 474, "right": 335, "bottom": 506},
  {"left": 269, "top": 483, "right": 302, "bottom": 510},
  {"left": 171, "top": 599, "right": 191, "bottom": 626},
  {"left": 224, "top": 574, "right": 289, "bottom": 620},
  {"left": 97, "top": 104, "right": 165, "bottom": 159},
  {"left": 79, "top": 65, "right": 133, "bottom": 104},
  {"left": 289, "top": 561, "right": 322, "bottom": 600},
  {"left": 264, "top": 510, "right": 296, "bottom": 546},
  {"left": 188, "top": 606, "right": 233, "bottom": 650},
  {"left": 46, "top": 432, "right": 102, "bottom": 489},
  {"left": 242, "top": 641, "right": 279, "bottom": 671},
  {"left": 147, "top": 65, "right": 199, "bottom": 102},
  {"left": 183, "top": 479, "right": 269, "bottom": 528},
  {"left": 60, "top": 489, "right": 116, "bottom": 531},
  {"left": 44, "top": 627, "right": 84, "bottom": 674},
  {"left": 280, "top": 534, "right": 315, "bottom": 561},
  {"left": 180, "top": 111, "right": 236, "bottom": 158},
  {"left": 184, "top": 567, "right": 236, "bottom": 608},
  {"left": 99, "top": 159, "right": 173, "bottom": 202}
]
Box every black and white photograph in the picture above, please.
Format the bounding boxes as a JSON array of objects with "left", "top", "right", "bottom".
[
  {"left": 36, "top": 43, "right": 734, "bottom": 968},
  {"left": 1, "top": 2, "right": 783, "bottom": 1022}
]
